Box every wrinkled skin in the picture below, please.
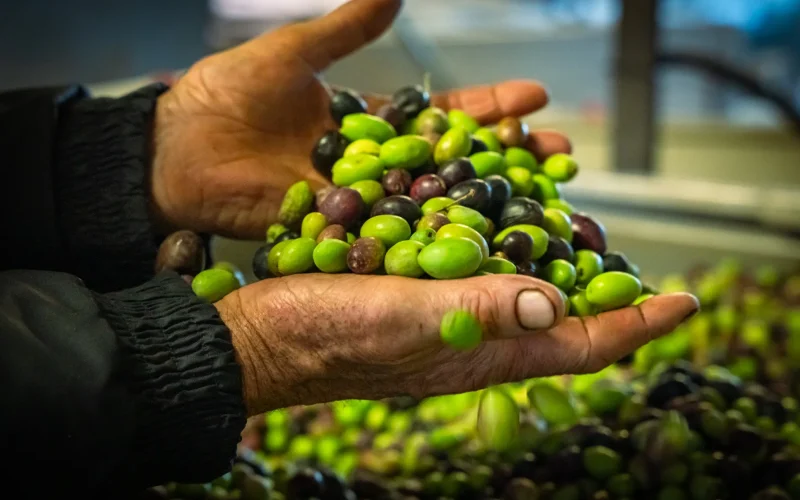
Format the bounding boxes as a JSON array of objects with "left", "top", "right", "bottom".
[{"left": 147, "top": 0, "right": 699, "bottom": 416}]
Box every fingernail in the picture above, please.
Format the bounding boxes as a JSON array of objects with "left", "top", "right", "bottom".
[{"left": 516, "top": 290, "right": 556, "bottom": 332}]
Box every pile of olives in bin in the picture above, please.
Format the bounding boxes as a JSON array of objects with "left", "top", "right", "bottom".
[{"left": 164, "top": 83, "right": 654, "bottom": 350}]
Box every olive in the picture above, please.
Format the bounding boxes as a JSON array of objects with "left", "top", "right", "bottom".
[
  {"left": 495, "top": 117, "right": 529, "bottom": 148},
  {"left": 417, "top": 212, "right": 451, "bottom": 232},
  {"left": 410, "top": 174, "right": 448, "bottom": 205},
  {"left": 503, "top": 477, "right": 539, "bottom": 500},
  {"left": 470, "top": 137, "right": 489, "bottom": 155},
  {"left": 603, "top": 251, "right": 637, "bottom": 276},
  {"left": 315, "top": 185, "right": 336, "bottom": 209},
  {"left": 415, "top": 107, "right": 450, "bottom": 136},
  {"left": 440, "top": 309, "right": 483, "bottom": 350},
  {"left": 484, "top": 175, "right": 513, "bottom": 218},
  {"left": 330, "top": 89, "right": 368, "bottom": 125},
  {"left": 279, "top": 180, "right": 315, "bottom": 229},
  {"left": 275, "top": 230, "right": 300, "bottom": 243},
  {"left": 347, "top": 237, "right": 386, "bottom": 274},
  {"left": 382, "top": 168, "right": 413, "bottom": 196},
  {"left": 288, "top": 467, "right": 325, "bottom": 499},
  {"left": 319, "top": 187, "right": 366, "bottom": 230},
  {"left": 437, "top": 158, "right": 477, "bottom": 188},
  {"left": 571, "top": 212, "right": 608, "bottom": 255},
  {"left": 447, "top": 179, "right": 493, "bottom": 214},
  {"left": 539, "top": 235, "right": 575, "bottom": 265},
  {"left": 500, "top": 231, "right": 534, "bottom": 264},
  {"left": 574, "top": 249, "right": 604, "bottom": 286},
  {"left": 728, "top": 424, "right": 764, "bottom": 456},
  {"left": 585, "top": 271, "right": 643, "bottom": 311},
  {"left": 392, "top": 85, "right": 430, "bottom": 118},
  {"left": 371, "top": 195, "right": 422, "bottom": 228},
  {"left": 499, "top": 197, "right": 544, "bottom": 229},
  {"left": 317, "top": 224, "right": 347, "bottom": 243},
  {"left": 155, "top": 230, "right": 206, "bottom": 276},
  {"left": 548, "top": 445, "right": 584, "bottom": 483},
  {"left": 311, "top": 131, "right": 350, "bottom": 178},
  {"left": 375, "top": 103, "right": 406, "bottom": 131},
  {"left": 516, "top": 261, "right": 538, "bottom": 278},
  {"left": 252, "top": 243, "right": 274, "bottom": 280},
  {"left": 647, "top": 374, "right": 699, "bottom": 409}
]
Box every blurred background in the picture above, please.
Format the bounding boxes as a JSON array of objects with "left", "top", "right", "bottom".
[{"left": 2, "top": 0, "right": 798, "bottom": 281}]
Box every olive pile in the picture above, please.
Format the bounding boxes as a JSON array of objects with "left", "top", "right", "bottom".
[
  {"left": 146, "top": 359, "right": 800, "bottom": 500},
  {"left": 240, "top": 84, "right": 650, "bottom": 321}
]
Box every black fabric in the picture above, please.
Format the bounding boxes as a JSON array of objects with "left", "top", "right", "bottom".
[
  {"left": 0, "top": 270, "right": 245, "bottom": 496},
  {"left": 0, "top": 84, "right": 247, "bottom": 497}
]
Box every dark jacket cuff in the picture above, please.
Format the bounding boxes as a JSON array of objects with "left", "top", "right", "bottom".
[
  {"left": 95, "top": 272, "right": 246, "bottom": 488},
  {"left": 55, "top": 83, "right": 170, "bottom": 293}
]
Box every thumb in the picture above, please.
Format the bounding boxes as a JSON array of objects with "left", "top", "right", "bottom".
[{"left": 288, "top": 0, "right": 403, "bottom": 70}]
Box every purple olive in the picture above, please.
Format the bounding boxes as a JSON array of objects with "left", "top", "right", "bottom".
[
  {"left": 382, "top": 169, "right": 413, "bottom": 196},
  {"left": 318, "top": 187, "right": 366, "bottom": 230},
  {"left": 376, "top": 103, "right": 407, "bottom": 131},
  {"left": 571, "top": 212, "right": 608, "bottom": 255},
  {"left": 501, "top": 231, "right": 534, "bottom": 264},
  {"left": 410, "top": 174, "right": 448, "bottom": 205},
  {"left": 437, "top": 158, "right": 477, "bottom": 189}
]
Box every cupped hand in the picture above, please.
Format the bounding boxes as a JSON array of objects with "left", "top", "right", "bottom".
[
  {"left": 150, "top": 0, "right": 570, "bottom": 239},
  {"left": 216, "top": 273, "right": 699, "bottom": 416}
]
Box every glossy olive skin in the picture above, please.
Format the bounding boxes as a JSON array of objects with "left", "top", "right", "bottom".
[
  {"left": 495, "top": 116, "right": 529, "bottom": 148},
  {"left": 484, "top": 175, "right": 513, "bottom": 219},
  {"left": 539, "top": 235, "right": 575, "bottom": 264},
  {"left": 410, "top": 174, "right": 448, "bottom": 205},
  {"left": 447, "top": 179, "right": 493, "bottom": 214},
  {"left": 155, "top": 230, "right": 206, "bottom": 276},
  {"left": 330, "top": 90, "right": 368, "bottom": 125},
  {"left": 499, "top": 197, "right": 544, "bottom": 229},
  {"left": 370, "top": 195, "right": 421, "bottom": 228},
  {"left": 392, "top": 85, "right": 430, "bottom": 118},
  {"left": 571, "top": 212, "right": 608, "bottom": 255},
  {"left": 251, "top": 243, "right": 274, "bottom": 280},
  {"left": 376, "top": 103, "right": 407, "bottom": 131},
  {"left": 500, "top": 230, "right": 534, "bottom": 264},
  {"left": 275, "top": 230, "right": 300, "bottom": 243},
  {"left": 318, "top": 187, "right": 366, "bottom": 230},
  {"left": 603, "top": 251, "right": 636, "bottom": 275},
  {"left": 311, "top": 131, "right": 349, "bottom": 179},
  {"left": 470, "top": 137, "right": 489, "bottom": 155},
  {"left": 382, "top": 168, "right": 413, "bottom": 196},
  {"left": 437, "top": 158, "right": 477, "bottom": 189}
]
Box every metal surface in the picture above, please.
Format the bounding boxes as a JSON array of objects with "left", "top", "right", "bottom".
[{"left": 612, "top": 0, "right": 659, "bottom": 174}]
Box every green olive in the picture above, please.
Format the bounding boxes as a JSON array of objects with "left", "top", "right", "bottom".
[
  {"left": 440, "top": 309, "right": 483, "bottom": 350},
  {"left": 545, "top": 198, "right": 575, "bottom": 215},
  {"left": 418, "top": 238, "right": 483, "bottom": 279},
  {"left": 277, "top": 237, "right": 317, "bottom": 275},
  {"left": 574, "top": 249, "right": 604, "bottom": 286},
  {"left": 385, "top": 240, "right": 426, "bottom": 278},
  {"left": 447, "top": 109, "right": 480, "bottom": 133},
  {"left": 532, "top": 173, "right": 561, "bottom": 202},
  {"left": 542, "top": 259, "right": 577, "bottom": 292},
  {"left": 479, "top": 256, "right": 517, "bottom": 275},
  {"left": 267, "top": 223, "right": 290, "bottom": 243},
  {"left": 436, "top": 223, "right": 490, "bottom": 264},
  {"left": 633, "top": 293, "right": 655, "bottom": 305},
  {"left": 505, "top": 166, "right": 534, "bottom": 196},
  {"left": 344, "top": 138, "right": 381, "bottom": 157},
  {"left": 582, "top": 446, "right": 622, "bottom": 480},
  {"left": 416, "top": 107, "right": 450, "bottom": 135},
  {"left": 542, "top": 208, "right": 573, "bottom": 242},
  {"left": 379, "top": 135, "right": 432, "bottom": 170},
  {"left": 340, "top": 113, "right": 397, "bottom": 144},
  {"left": 191, "top": 268, "right": 240, "bottom": 303},
  {"left": 300, "top": 212, "right": 328, "bottom": 240},
  {"left": 477, "top": 387, "right": 520, "bottom": 451},
  {"left": 332, "top": 154, "right": 385, "bottom": 186},
  {"left": 434, "top": 127, "right": 472, "bottom": 165},
  {"left": 585, "top": 271, "right": 643, "bottom": 310},
  {"left": 469, "top": 151, "right": 507, "bottom": 178},
  {"left": 312, "top": 239, "right": 351, "bottom": 273},
  {"left": 410, "top": 228, "right": 437, "bottom": 246},
  {"left": 504, "top": 147, "right": 538, "bottom": 172},
  {"left": 278, "top": 180, "right": 315, "bottom": 229},
  {"left": 360, "top": 214, "right": 412, "bottom": 248},
  {"left": 492, "top": 224, "right": 549, "bottom": 260},
  {"left": 267, "top": 240, "right": 291, "bottom": 276},
  {"left": 473, "top": 127, "right": 503, "bottom": 153},
  {"left": 542, "top": 153, "right": 579, "bottom": 182},
  {"left": 446, "top": 205, "right": 489, "bottom": 234},
  {"left": 569, "top": 289, "right": 599, "bottom": 317},
  {"left": 421, "top": 196, "right": 455, "bottom": 215},
  {"left": 349, "top": 179, "right": 386, "bottom": 208}
]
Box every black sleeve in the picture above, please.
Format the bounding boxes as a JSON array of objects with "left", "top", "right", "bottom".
[
  {"left": 0, "top": 83, "right": 190, "bottom": 293},
  {"left": 0, "top": 269, "right": 246, "bottom": 497}
]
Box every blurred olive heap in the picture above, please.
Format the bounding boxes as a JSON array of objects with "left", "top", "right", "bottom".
[{"left": 148, "top": 83, "right": 800, "bottom": 499}]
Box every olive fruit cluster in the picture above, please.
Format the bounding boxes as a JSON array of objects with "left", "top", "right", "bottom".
[
  {"left": 149, "top": 359, "right": 800, "bottom": 500},
  {"left": 253, "top": 85, "right": 652, "bottom": 321}
]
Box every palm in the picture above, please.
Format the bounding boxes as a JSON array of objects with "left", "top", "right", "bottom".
[{"left": 151, "top": 0, "right": 569, "bottom": 240}]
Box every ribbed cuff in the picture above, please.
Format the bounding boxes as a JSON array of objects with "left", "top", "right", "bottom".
[
  {"left": 54, "top": 84, "right": 169, "bottom": 293},
  {"left": 95, "top": 272, "right": 246, "bottom": 488}
]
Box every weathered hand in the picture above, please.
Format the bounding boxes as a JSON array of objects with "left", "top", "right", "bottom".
[
  {"left": 149, "top": 0, "right": 570, "bottom": 239},
  {"left": 215, "top": 273, "right": 699, "bottom": 416}
]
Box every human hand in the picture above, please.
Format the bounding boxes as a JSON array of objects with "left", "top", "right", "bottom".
[
  {"left": 149, "top": 0, "right": 570, "bottom": 239},
  {"left": 215, "top": 273, "right": 699, "bottom": 416}
]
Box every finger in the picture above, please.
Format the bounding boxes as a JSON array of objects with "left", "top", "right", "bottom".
[
  {"left": 431, "top": 80, "right": 550, "bottom": 124},
  {"left": 499, "top": 292, "right": 699, "bottom": 379},
  {"left": 291, "top": 0, "right": 403, "bottom": 70},
  {"left": 525, "top": 130, "right": 573, "bottom": 162}
]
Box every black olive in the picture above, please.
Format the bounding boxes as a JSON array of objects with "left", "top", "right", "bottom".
[
  {"left": 484, "top": 175, "right": 513, "bottom": 220},
  {"left": 275, "top": 231, "right": 300, "bottom": 243},
  {"left": 330, "top": 89, "right": 367, "bottom": 125},
  {"left": 288, "top": 467, "right": 325, "bottom": 499},
  {"left": 470, "top": 137, "right": 489, "bottom": 155},
  {"left": 728, "top": 424, "right": 764, "bottom": 456},
  {"left": 548, "top": 445, "right": 583, "bottom": 483},
  {"left": 447, "top": 179, "right": 493, "bottom": 214},
  {"left": 311, "top": 131, "right": 349, "bottom": 179},
  {"left": 539, "top": 235, "right": 575, "bottom": 265},
  {"left": 660, "top": 360, "right": 707, "bottom": 386},
  {"left": 392, "top": 85, "right": 430, "bottom": 119},
  {"left": 646, "top": 374, "right": 699, "bottom": 409},
  {"left": 499, "top": 197, "right": 544, "bottom": 229},
  {"left": 252, "top": 243, "right": 274, "bottom": 280}
]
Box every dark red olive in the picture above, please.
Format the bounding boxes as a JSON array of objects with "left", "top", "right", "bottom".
[
  {"left": 571, "top": 212, "right": 608, "bottom": 255},
  {"left": 382, "top": 169, "right": 413, "bottom": 196},
  {"left": 410, "top": 174, "right": 447, "bottom": 205},
  {"left": 501, "top": 231, "right": 534, "bottom": 264},
  {"left": 376, "top": 103, "right": 407, "bottom": 131}
]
